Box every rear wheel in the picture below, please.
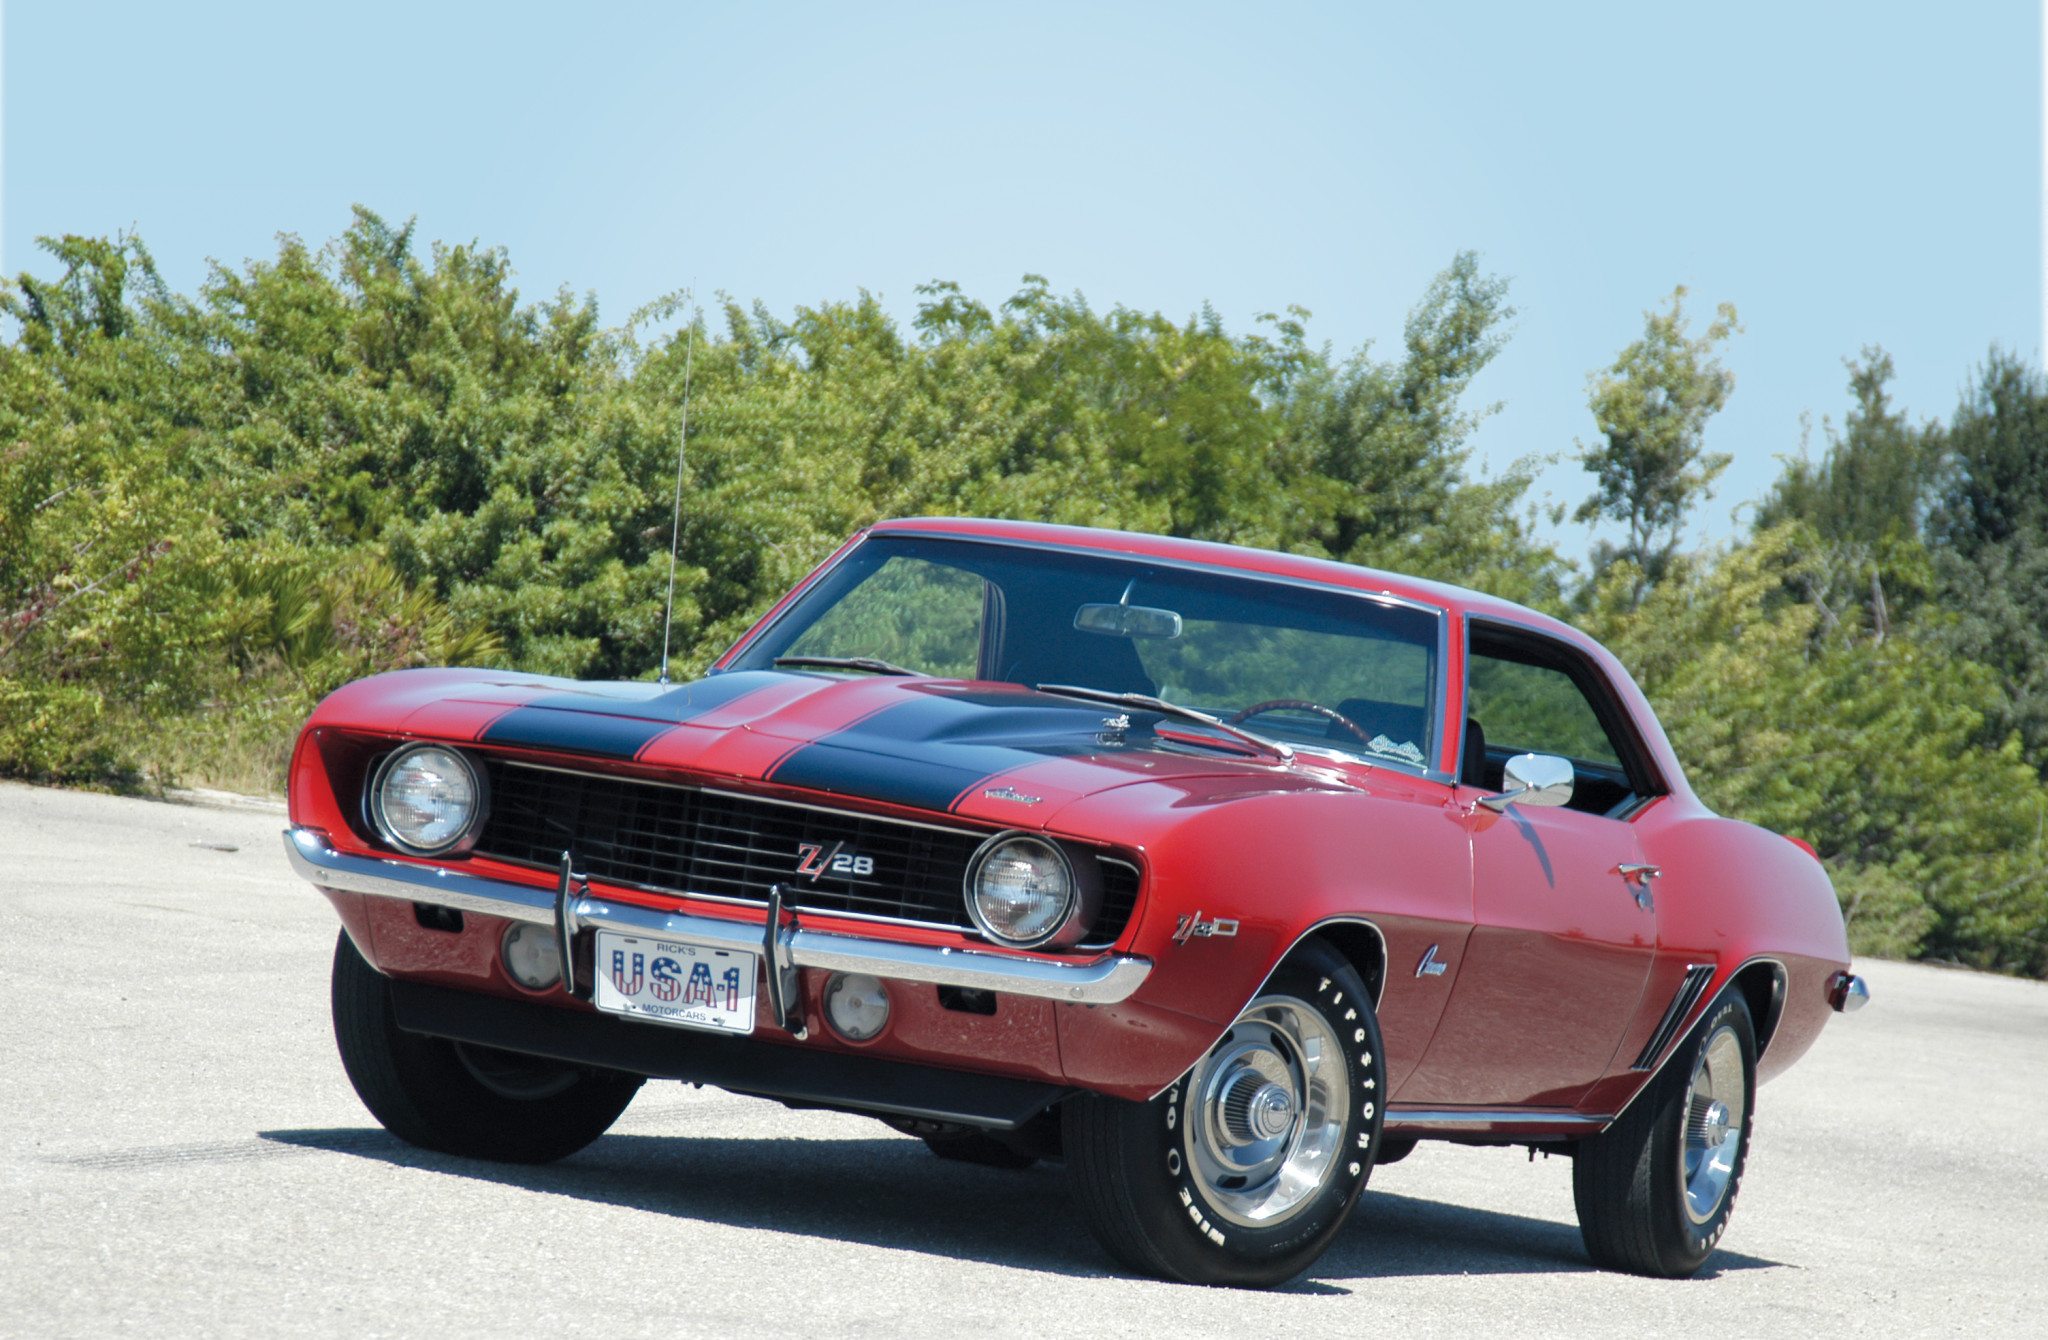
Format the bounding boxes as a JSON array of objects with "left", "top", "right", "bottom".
[
  {"left": 330, "top": 930, "right": 643, "bottom": 1163},
  {"left": 1064, "top": 942, "right": 1383, "bottom": 1287},
  {"left": 1572, "top": 992, "right": 1756, "bottom": 1277}
]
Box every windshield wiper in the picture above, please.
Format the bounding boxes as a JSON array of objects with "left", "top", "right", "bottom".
[
  {"left": 1034, "top": 684, "right": 1294, "bottom": 762},
  {"left": 774, "top": 655, "right": 920, "bottom": 677}
]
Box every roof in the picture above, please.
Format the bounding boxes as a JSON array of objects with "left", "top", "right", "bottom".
[{"left": 869, "top": 516, "right": 1583, "bottom": 641}]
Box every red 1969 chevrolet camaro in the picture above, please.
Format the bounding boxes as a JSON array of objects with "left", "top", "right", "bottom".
[{"left": 284, "top": 518, "right": 1868, "bottom": 1287}]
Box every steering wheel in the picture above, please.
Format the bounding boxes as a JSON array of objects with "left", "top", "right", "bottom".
[{"left": 1229, "top": 699, "right": 1377, "bottom": 751}]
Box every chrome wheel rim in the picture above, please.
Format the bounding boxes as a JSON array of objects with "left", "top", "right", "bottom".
[
  {"left": 1184, "top": 995, "right": 1345, "bottom": 1228},
  {"left": 1680, "top": 1025, "right": 1747, "bottom": 1224}
]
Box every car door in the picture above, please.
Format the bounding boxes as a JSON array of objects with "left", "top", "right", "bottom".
[{"left": 1394, "top": 622, "right": 1659, "bottom": 1109}]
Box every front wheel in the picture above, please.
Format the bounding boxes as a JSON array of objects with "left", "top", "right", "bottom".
[
  {"left": 1063, "top": 942, "right": 1384, "bottom": 1287},
  {"left": 1572, "top": 991, "right": 1757, "bottom": 1277},
  {"left": 330, "top": 930, "right": 643, "bottom": 1164}
]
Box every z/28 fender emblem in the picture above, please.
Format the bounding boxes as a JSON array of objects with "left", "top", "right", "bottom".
[{"left": 1172, "top": 912, "right": 1239, "bottom": 944}]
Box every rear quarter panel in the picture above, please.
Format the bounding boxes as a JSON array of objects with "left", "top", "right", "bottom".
[{"left": 1571, "top": 797, "right": 1850, "bottom": 1123}]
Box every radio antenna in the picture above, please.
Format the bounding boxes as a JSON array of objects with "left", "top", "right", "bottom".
[{"left": 657, "top": 297, "right": 697, "bottom": 688}]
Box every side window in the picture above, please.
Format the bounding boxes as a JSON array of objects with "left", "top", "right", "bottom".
[
  {"left": 782, "top": 557, "right": 984, "bottom": 677},
  {"left": 1465, "top": 630, "right": 1643, "bottom": 816}
]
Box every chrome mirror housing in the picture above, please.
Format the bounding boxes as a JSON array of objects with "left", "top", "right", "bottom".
[{"left": 1479, "top": 752, "right": 1574, "bottom": 812}]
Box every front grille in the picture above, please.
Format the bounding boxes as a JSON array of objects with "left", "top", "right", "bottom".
[
  {"left": 1096, "top": 859, "right": 1140, "bottom": 949},
  {"left": 470, "top": 758, "right": 1140, "bottom": 948}
]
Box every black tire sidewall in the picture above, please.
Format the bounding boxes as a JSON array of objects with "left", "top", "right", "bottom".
[
  {"left": 330, "top": 929, "right": 641, "bottom": 1163},
  {"left": 1652, "top": 993, "right": 1757, "bottom": 1270},
  {"left": 1117, "top": 947, "right": 1384, "bottom": 1285}
]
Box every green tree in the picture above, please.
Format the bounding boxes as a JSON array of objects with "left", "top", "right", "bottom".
[
  {"left": 1932, "top": 349, "right": 2048, "bottom": 550},
  {"left": 1, "top": 215, "right": 1550, "bottom": 788},
  {"left": 1755, "top": 349, "right": 1940, "bottom": 642},
  {"left": 1761, "top": 349, "right": 1939, "bottom": 545},
  {"left": 1286, "top": 253, "right": 1562, "bottom": 605},
  {"left": 1576, "top": 289, "right": 1740, "bottom": 606},
  {"left": 1923, "top": 351, "right": 2048, "bottom": 771}
]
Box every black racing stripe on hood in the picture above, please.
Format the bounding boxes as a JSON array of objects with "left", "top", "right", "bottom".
[
  {"left": 478, "top": 708, "right": 673, "bottom": 760},
  {"left": 478, "top": 671, "right": 793, "bottom": 758},
  {"left": 532, "top": 670, "right": 794, "bottom": 724},
  {"left": 766, "top": 691, "right": 1101, "bottom": 812},
  {"left": 769, "top": 746, "right": 999, "bottom": 813}
]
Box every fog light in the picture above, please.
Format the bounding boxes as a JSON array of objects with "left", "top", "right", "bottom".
[
  {"left": 502, "top": 923, "right": 562, "bottom": 990},
  {"left": 823, "top": 972, "right": 890, "bottom": 1042}
]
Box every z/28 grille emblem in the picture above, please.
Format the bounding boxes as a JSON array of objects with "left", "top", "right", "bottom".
[{"left": 795, "top": 841, "right": 874, "bottom": 880}]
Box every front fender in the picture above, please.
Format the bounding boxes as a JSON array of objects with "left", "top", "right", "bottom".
[{"left": 1045, "top": 776, "right": 1474, "bottom": 1100}]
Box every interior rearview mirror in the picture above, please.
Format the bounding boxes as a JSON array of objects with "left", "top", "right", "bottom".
[
  {"left": 1478, "top": 752, "right": 1574, "bottom": 812},
  {"left": 1074, "top": 603, "right": 1184, "bottom": 639}
]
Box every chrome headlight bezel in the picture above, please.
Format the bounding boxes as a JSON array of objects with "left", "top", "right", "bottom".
[
  {"left": 367, "top": 743, "right": 489, "bottom": 858},
  {"left": 964, "top": 830, "right": 1089, "bottom": 950}
]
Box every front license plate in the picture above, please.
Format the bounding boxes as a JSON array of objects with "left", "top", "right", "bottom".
[{"left": 591, "top": 931, "right": 758, "bottom": 1036}]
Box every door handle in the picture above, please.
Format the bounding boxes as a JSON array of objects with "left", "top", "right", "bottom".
[{"left": 1617, "top": 863, "right": 1660, "bottom": 911}]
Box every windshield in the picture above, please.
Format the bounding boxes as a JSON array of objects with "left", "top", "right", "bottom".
[{"left": 729, "top": 534, "right": 1442, "bottom": 771}]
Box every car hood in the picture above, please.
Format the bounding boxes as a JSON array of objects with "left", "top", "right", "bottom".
[{"left": 327, "top": 667, "right": 1364, "bottom": 828}]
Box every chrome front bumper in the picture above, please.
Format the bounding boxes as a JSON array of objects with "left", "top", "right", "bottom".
[{"left": 283, "top": 827, "right": 1152, "bottom": 1006}]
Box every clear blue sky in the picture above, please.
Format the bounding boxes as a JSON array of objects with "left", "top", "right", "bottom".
[{"left": 5, "top": 1, "right": 2040, "bottom": 559}]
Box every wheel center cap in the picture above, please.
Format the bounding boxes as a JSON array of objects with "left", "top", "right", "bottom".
[
  {"left": 1700, "top": 1098, "right": 1731, "bottom": 1146},
  {"left": 1249, "top": 1084, "right": 1295, "bottom": 1140},
  {"left": 1219, "top": 1071, "right": 1297, "bottom": 1145}
]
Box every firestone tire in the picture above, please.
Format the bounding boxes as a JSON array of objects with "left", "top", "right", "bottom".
[
  {"left": 330, "top": 930, "right": 643, "bottom": 1164},
  {"left": 1063, "top": 942, "right": 1384, "bottom": 1288},
  {"left": 1572, "top": 991, "right": 1757, "bottom": 1278}
]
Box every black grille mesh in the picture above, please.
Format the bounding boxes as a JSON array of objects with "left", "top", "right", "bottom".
[{"left": 471, "top": 758, "right": 1139, "bottom": 948}]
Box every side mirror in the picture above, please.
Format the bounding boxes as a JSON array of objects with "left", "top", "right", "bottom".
[{"left": 1478, "top": 753, "right": 1574, "bottom": 812}]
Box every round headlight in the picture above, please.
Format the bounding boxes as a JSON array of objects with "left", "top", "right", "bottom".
[
  {"left": 370, "top": 744, "right": 486, "bottom": 856},
  {"left": 965, "top": 833, "right": 1075, "bottom": 948}
]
